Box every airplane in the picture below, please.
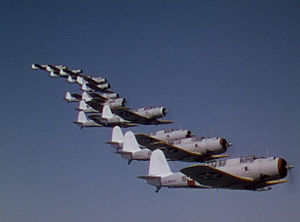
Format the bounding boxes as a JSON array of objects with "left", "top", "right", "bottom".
[
  {"left": 107, "top": 127, "right": 194, "bottom": 164},
  {"left": 135, "top": 128, "right": 193, "bottom": 145},
  {"left": 64, "top": 92, "right": 82, "bottom": 103},
  {"left": 77, "top": 100, "right": 100, "bottom": 113},
  {"left": 81, "top": 92, "right": 126, "bottom": 112},
  {"left": 106, "top": 126, "right": 227, "bottom": 163},
  {"left": 76, "top": 75, "right": 107, "bottom": 86},
  {"left": 81, "top": 82, "right": 112, "bottom": 93},
  {"left": 135, "top": 133, "right": 231, "bottom": 162},
  {"left": 138, "top": 149, "right": 210, "bottom": 192},
  {"left": 113, "top": 106, "right": 174, "bottom": 125},
  {"left": 75, "top": 105, "right": 139, "bottom": 129},
  {"left": 83, "top": 91, "right": 120, "bottom": 101},
  {"left": 73, "top": 111, "right": 103, "bottom": 129},
  {"left": 107, "top": 127, "right": 193, "bottom": 149},
  {"left": 31, "top": 64, "right": 48, "bottom": 71},
  {"left": 77, "top": 98, "right": 126, "bottom": 113},
  {"left": 113, "top": 131, "right": 152, "bottom": 164},
  {"left": 180, "top": 155, "right": 293, "bottom": 191}
]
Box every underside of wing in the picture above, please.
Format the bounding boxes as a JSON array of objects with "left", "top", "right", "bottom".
[
  {"left": 87, "top": 114, "right": 102, "bottom": 123},
  {"left": 180, "top": 165, "right": 254, "bottom": 189},
  {"left": 113, "top": 109, "right": 151, "bottom": 123},
  {"left": 150, "top": 142, "right": 204, "bottom": 161},
  {"left": 135, "top": 134, "right": 162, "bottom": 146}
]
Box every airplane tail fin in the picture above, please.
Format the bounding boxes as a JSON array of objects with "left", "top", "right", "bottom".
[
  {"left": 123, "top": 131, "right": 141, "bottom": 153},
  {"left": 65, "top": 92, "right": 72, "bottom": 101},
  {"left": 82, "top": 92, "right": 92, "bottom": 102},
  {"left": 81, "top": 83, "right": 90, "bottom": 92},
  {"left": 149, "top": 149, "right": 172, "bottom": 176},
  {"left": 102, "top": 105, "right": 113, "bottom": 119},
  {"left": 77, "top": 76, "right": 84, "bottom": 85},
  {"left": 108, "top": 126, "right": 124, "bottom": 146},
  {"left": 49, "top": 71, "right": 59, "bottom": 78},
  {"left": 67, "top": 75, "right": 75, "bottom": 83},
  {"left": 77, "top": 111, "right": 88, "bottom": 123},
  {"left": 79, "top": 100, "right": 88, "bottom": 111}
]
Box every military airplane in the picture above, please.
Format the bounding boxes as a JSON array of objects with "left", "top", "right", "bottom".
[
  {"left": 107, "top": 126, "right": 228, "bottom": 163},
  {"left": 73, "top": 111, "right": 103, "bottom": 128},
  {"left": 180, "top": 155, "right": 293, "bottom": 191},
  {"left": 80, "top": 92, "right": 126, "bottom": 112},
  {"left": 81, "top": 82, "right": 112, "bottom": 93},
  {"left": 75, "top": 105, "right": 139, "bottom": 129},
  {"left": 64, "top": 92, "right": 82, "bottom": 103},
  {"left": 113, "top": 106, "right": 173, "bottom": 125},
  {"left": 107, "top": 127, "right": 194, "bottom": 164},
  {"left": 107, "top": 127, "right": 194, "bottom": 149},
  {"left": 135, "top": 132, "right": 231, "bottom": 162},
  {"left": 138, "top": 149, "right": 210, "bottom": 192}
]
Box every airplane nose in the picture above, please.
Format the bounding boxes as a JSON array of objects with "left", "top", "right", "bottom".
[
  {"left": 219, "top": 138, "right": 228, "bottom": 151},
  {"left": 162, "top": 107, "right": 168, "bottom": 116},
  {"left": 122, "top": 98, "right": 127, "bottom": 107},
  {"left": 278, "top": 158, "right": 288, "bottom": 178},
  {"left": 186, "top": 130, "right": 193, "bottom": 138}
]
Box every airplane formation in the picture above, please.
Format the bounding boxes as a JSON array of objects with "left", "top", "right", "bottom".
[{"left": 32, "top": 63, "right": 293, "bottom": 193}]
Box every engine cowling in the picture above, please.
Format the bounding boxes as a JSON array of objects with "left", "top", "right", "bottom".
[
  {"left": 106, "top": 98, "right": 127, "bottom": 109},
  {"left": 135, "top": 106, "right": 168, "bottom": 119},
  {"left": 149, "top": 129, "right": 193, "bottom": 142}
]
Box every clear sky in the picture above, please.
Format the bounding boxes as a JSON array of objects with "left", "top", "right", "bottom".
[{"left": 1, "top": 1, "right": 299, "bottom": 222}]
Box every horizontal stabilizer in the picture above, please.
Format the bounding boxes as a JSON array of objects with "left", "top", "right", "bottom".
[
  {"left": 115, "top": 151, "right": 133, "bottom": 155},
  {"left": 106, "top": 141, "right": 122, "bottom": 146},
  {"left": 137, "top": 175, "right": 161, "bottom": 180}
]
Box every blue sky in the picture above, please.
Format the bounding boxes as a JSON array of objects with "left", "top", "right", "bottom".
[{"left": 1, "top": 1, "right": 299, "bottom": 221}]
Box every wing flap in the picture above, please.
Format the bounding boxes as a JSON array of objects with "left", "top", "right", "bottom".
[{"left": 135, "top": 134, "right": 162, "bottom": 146}]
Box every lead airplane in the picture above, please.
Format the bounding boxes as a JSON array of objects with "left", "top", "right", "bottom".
[
  {"left": 180, "top": 155, "right": 293, "bottom": 191},
  {"left": 139, "top": 150, "right": 293, "bottom": 192},
  {"left": 138, "top": 149, "right": 210, "bottom": 192}
]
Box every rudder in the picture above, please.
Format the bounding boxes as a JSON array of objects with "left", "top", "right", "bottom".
[
  {"left": 78, "top": 111, "right": 88, "bottom": 123},
  {"left": 123, "top": 131, "right": 141, "bottom": 152},
  {"left": 111, "top": 126, "right": 124, "bottom": 145},
  {"left": 102, "top": 105, "right": 113, "bottom": 119},
  {"left": 149, "top": 149, "right": 171, "bottom": 176}
]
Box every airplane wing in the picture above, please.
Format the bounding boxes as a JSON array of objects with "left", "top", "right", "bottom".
[
  {"left": 113, "top": 109, "right": 173, "bottom": 125},
  {"left": 135, "top": 134, "right": 217, "bottom": 161},
  {"left": 180, "top": 165, "right": 254, "bottom": 189},
  {"left": 148, "top": 141, "right": 205, "bottom": 161},
  {"left": 135, "top": 134, "right": 162, "bottom": 146},
  {"left": 87, "top": 83, "right": 114, "bottom": 93},
  {"left": 87, "top": 114, "right": 103, "bottom": 123}
]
